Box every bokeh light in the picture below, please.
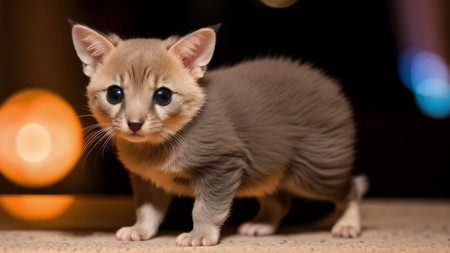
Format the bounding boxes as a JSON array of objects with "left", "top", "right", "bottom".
[
  {"left": 0, "top": 89, "right": 83, "bottom": 188},
  {"left": 0, "top": 195, "right": 74, "bottom": 221},
  {"left": 398, "top": 49, "right": 450, "bottom": 119},
  {"left": 260, "top": 0, "right": 297, "bottom": 8}
]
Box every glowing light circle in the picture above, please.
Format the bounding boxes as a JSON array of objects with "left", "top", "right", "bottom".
[
  {"left": 398, "top": 49, "right": 450, "bottom": 118},
  {"left": 16, "top": 123, "right": 52, "bottom": 163},
  {"left": 0, "top": 89, "right": 83, "bottom": 188}
]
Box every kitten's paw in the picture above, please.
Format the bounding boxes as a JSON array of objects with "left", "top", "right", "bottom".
[
  {"left": 238, "top": 222, "right": 277, "bottom": 236},
  {"left": 176, "top": 231, "right": 219, "bottom": 247},
  {"left": 116, "top": 225, "right": 156, "bottom": 241},
  {"left": 331, "top": 223, "right": 361, "bottom": 238},
  {"left": 332, "top": 200, "right": 362, "bottom": 238}
]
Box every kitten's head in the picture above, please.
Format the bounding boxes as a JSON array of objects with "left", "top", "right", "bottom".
[{"left": 71, "top": 24, "right": 216, "bottom": 144}]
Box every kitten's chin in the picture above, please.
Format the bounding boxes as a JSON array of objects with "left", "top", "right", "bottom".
[{"left": 119, "top": 133, "right": 166, "bottom": 144}]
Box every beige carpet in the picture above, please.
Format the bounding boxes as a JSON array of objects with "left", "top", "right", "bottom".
[{"left": 0, "top": 197, "right": 449, "bottom": 252}]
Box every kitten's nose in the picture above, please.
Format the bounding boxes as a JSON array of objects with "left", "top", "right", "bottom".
[{"left": 127, "top": 120, "right": 143, "bottom": 133}]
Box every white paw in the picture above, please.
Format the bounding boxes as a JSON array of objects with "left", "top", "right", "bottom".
[
  {"left": 176, "top": 231, "right": 219, "bottom": 247},
  {"left": 331, "top": 223, "right": 361, "bottom": 238},
  {"left": 238, "top": 222, "right": 277, "bottom": 236},
  {"left": 332, "top": 200, "right": 362, "bottom": 238},
  {"left": 116, "top": 225, "right": 156, "bottom": 241}
]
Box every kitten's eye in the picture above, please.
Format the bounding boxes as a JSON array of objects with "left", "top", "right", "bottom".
[
  {"left": 106, "top": 85, "right": 123, "bottom": 105},
  {"left": 153, "top": 87, "right": 172, "bottom": 106}
]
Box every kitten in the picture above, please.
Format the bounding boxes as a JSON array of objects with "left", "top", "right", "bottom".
[{"left": 71, "top": 23, "right": 368, "bottom": 247}]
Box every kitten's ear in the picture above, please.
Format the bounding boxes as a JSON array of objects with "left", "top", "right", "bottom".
[
  {"left": 169, "top": 28, "right": 216, "bottom": 80},
  {"left": 71, "top": 24, "right": 116, "bottom": 77}
]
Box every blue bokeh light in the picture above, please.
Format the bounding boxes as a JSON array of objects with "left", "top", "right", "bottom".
[
  {"left": 411, "top": 52, "right": 449, "bottom": 92},
  {"left": 398, "top": 49, "right": 450, "bottom": 119}
]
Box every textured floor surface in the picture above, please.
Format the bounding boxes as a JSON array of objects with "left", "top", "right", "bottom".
[{"left": 0, "top": 197, "right": 449, "bottom": 253}]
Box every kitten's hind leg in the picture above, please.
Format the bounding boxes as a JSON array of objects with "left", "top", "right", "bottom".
[
  {"left": 331, "top": 175, "right": 368, "bottom": 238},
  {"left": 116, "top": 173, "right": 171, "bottom": 241},
  {"left": 331, "top": 200, "right": 361, "bottom": 238},
  {"left": 238, "top": 193, "right": 291, "bottom": 236}
]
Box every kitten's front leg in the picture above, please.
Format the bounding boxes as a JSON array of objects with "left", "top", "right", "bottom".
[
  {"left": 176, "top": 166, "right": 242, "bottom": 247},
  {"left": 116, "top": 173, "right": 171, "bottom": 241}
]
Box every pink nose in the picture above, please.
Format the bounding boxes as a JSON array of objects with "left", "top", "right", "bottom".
[{"left": 128, "top": 120, "right": 143, "bottom": 133}]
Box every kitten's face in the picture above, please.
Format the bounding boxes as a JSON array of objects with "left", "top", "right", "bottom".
[
  {"left": 87, "top": 39, "right": 205, "bottom": 144},
  {"left": 72, "top": 24, "right": 215, "bottom": 144}
]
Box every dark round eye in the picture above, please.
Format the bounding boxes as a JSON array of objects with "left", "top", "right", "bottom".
[
  {"left": 106, "top": 85, "right": 123, "bottom": 105},
  {"left": 153, "top": 87, "right": 172, "bottom": 106}
]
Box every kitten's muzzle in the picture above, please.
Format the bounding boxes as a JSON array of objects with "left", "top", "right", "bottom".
[{"left": 127, "top": 120, "right": 144, "bottom": 133}]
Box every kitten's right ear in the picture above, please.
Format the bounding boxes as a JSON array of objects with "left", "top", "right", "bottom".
[
  {"left": 71, "top": 24, "right": 115, "bottom": 77},
  {"left": 169, "top": 28, "right": 216, "bottom": 80}
]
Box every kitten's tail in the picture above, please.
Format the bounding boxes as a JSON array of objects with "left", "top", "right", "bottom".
[{"left": 352, "top": 175, "right": 369, "bottom": 202}]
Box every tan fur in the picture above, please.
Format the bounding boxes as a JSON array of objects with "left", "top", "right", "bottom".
[
  {"left": 115, "top": 139, "right": 194, "bottom": 196},
  {"left": 236, "top": 168, "right": 285, "bottom": 197}
]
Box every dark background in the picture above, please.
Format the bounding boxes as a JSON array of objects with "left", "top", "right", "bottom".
[{"left": 1, "top": 0, "right": 449, "bottom": 227}]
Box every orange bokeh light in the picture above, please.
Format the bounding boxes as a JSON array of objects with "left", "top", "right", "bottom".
[
  {"left": 0, "top": 195, "right": 74, "bottom": 221},
  {"left": 0, "top": 89, "right": 83, "bottom": 188}
]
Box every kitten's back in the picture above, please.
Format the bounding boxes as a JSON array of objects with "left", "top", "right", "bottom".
[{"left": 203, "top": 57, "right": 354, "bottom": 145}]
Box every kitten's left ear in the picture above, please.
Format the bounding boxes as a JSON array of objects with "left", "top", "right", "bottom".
[
  {"left": 71, "top": 24, "right": 116, "bottom": 77},
  {"left": 169, "top": 28, "right": 216, "bottom": 80}
]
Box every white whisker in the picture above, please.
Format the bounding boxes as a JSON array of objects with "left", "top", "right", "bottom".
[
  {"left": 79, "top": 123, "right": 117, "bottom": 171},
  {"left": 78, "top": 114, "right": 96, "bottom": 119},
  {"left": 100, "top": 128, "right": 117, "bottom": 158}
]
